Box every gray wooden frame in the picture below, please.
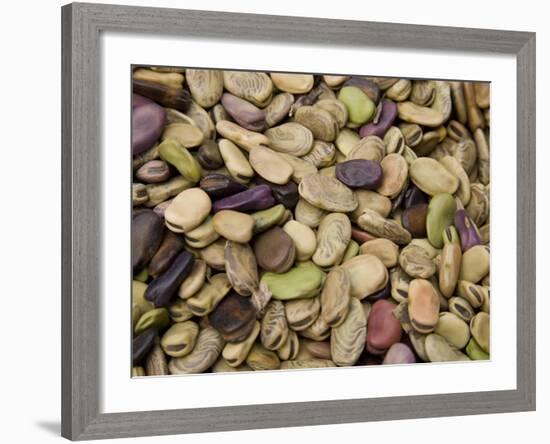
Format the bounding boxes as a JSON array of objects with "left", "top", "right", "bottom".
[{"left": 61, "top": 2, "right": 536, "bottom": 440}]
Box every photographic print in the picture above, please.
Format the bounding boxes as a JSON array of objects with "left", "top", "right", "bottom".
[{"left": 131, "top": 67, "right": 490, "bottom": 376}]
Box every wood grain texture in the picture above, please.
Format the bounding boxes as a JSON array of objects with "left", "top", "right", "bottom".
[{"left": 61, "top": 2, "right": 536, "bottom": 440}]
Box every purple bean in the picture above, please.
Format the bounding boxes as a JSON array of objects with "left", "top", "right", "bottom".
[
  {"left": 358, "top": 101, "right": 397, "bottom": 138},
  {"left": 403, "top": 183, "right": 429, "bottom": 209},
  {"left": 335, "top": 159, "right": 383, "bottom": 189},
  {"left": 220, "top": 93, "right": 266, "bottom": 131},
  {"left": 132, "top": 94, "right": 166, "bottom": 155},
  {"left": 454, "top": 208, "right": 482, "bottom": 251},
  {"left": 382, "top": 343, "right": 416, "bottom": 365},
  {"left": 144, "top": 251, "right": 195, "bottom": 307},
  {"left": 212, "top": 185, "right": 275, "bottom": 213}
]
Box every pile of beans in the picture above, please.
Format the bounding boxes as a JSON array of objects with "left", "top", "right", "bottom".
[{"left": 132, "top": 67, "right": 490, "bottom": 376}]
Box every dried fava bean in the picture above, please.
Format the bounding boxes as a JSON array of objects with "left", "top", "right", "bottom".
[
  {"left": 448, "top": 296, "right": 475, "bottom": 323},
  {"left": 410, "top": 157, "right": 459, "bottom": 196},
  {"left": 338, "top": 86, "right": 376, "bottom": 126},
  {"left": 168, "top": 299, "right": 194, "bottom": 322},
  {"left": 222, "top": 321, "right": 260, "bottom": 367},
  {"left": 392, "top": 301, "right": 413, "bottom": 333},
  {"left": 212, "top": 185, "right": 275, "bottom": 213},
  {"left": 223, "top": 71, "right": 273, "bottom": 107},
  {"left": 439, "top": 156, "right": 471, "bottom": 205},
  {"left": 335, "top": 159, "right": 383, "bottom": 189},
  {"left": 216, "top": 121, "right": 269, "bottom": 153},
  {"left": 197, "top": 139, "right": 224, "bottom": 169},
  {"left": 162, "top": 122, "right": 204, "bottom": 148},
  {"left": 161, "top": 321, "right": 199, "bottom": 357},
  {"left": 331, "top": 298, "right": 367, "bottom": 366},
  {"left": 349, "top": 135, "right": 386, "bottom": 161},
  {"left": 302, "top": 140, "right": 336, "bottom": 168},
  {"left": 383, "top": 343, "right": 416, "bottom": 365},
  {"left": 465, "top": 337, "right": 490, "bottom": 360},
  {"left": 136, "top": 160, "right": 171, "bottom": 184},
  {"left": 314, "top": 99, "right": 349, "bottom": 129},
  {"left": 426, "top": 193, "right": 457, "bottom": 248},
  {"left": 265, "top": 122, "right": 314, "bottom": 156},
  {"left": 265, "top": 93, "right": 295, "bottom": 128},
  {"left": 169, "top": 327, "right": 224, "bottom": 374},
  {"left": 185, "top": 216, "right": 220, "bottom": 248},
  {"left": 386, "top": 79, "right": 412, "bottom": 101},
  {"left": 185, "top": 69, "right": 224, "bottom": 108},
  {"left": 439, "top": 226, "right": 462, "bottom": 298},
  {"left": 208, "top": 291, "right": 257, "bottom": 342},
  {"left": 271, "top": 73, "right": 314, "bottom": 93},
  {"left": 157, "top": 140, "right": 201, "bottom": 183},
  {"left": 313, "top": 213, "right": 351, "bottom": 268},
  {"left": 456, "top": 280, "right": 486, "bottom": 308},
  {"left": 466, "top": 183, "right": 489, "bottom": 226},
  {"left": 434, "top": 312, "right": 470, "bottom": 349},
  {"left": 196, "top": 238, "right": 226, "bottom": 269},
  {"left": 132, "top": 210, "right": 164, "bottom": 272},
  {"left": 164, "top": 188, "right": 211, "bottom": 233},
  {"left": 408, "top": 279, "right": 440, "bottom": 334},
  {"left": 401, "top": 203, "right": 428, "bottom": 238},
  {"left": 261, "top": 264, "right": 324, "bottom": 301},
  {"left": 454, "top": 208, "right": 482, "bottom": 252},
  {"left": 390, "top": 267, "right": 411, "bottom": 304},
  {"left": 459, "top": 245, "right": 490, "bottom": 283},
  {"left": 351, "top": 190, "right": 392, "bottom": 221},
  {"left": 425, "top": 333, "right": 470, "bottom": 362},
  {"left": 299, "top": 173, "right": 357, "bottom": 212},
  {"left": 145, "top": 343, "right": 169, "bottom": 376},
  {"left": 277, "top": 330, "right": 300, "bottom": 361},
  {"left": 254, "top": 226, "right": 296, "bottom": 273},
  {"left": 133, "top": 183, "right": 148, "bottom": 206},
  {"left": 359, "top": 101, "right": 397, "bottom": 138},
  {"left": 295, "top": 198, "right": 326, "bottom": 228},
  {"left": 133, "top": 329, "right": 158, "bottom": 366},
  {"left": 220, "top": 93, "right": 266, "bottom": 132},
  {"left": 199, "top": 174, "right": 248, "bottom": 199},
  {"left": 357, "top": 209, "right": 412, "bottom": 245},
  {"left": 294, "top": 106, "right": 339, "bottom": 142},
  {"left": 344, "top": 77, "right": 381, "bottom": 103},
  {"left": 187, "top": 273, "right": 232, "bottom": 316},
  {"left": 246, "top": 344, "right": 281, "bottom": 370},
  {"left": 251, "top": 204, "right": 287, "bottom": 234},
  {"left": 224, "top": 241, "right": 259, "bottom": 296},
  {"left": 148, "top": 231, "right": 185, "bottom": 278},
  {"left": 341, "top": 254, "right": 388, "bottom": 300},
  {"left": 134, "top": 308, "right": 170, "bottom": 335},
  {"left": 366, "top": 299, "right": 402, "bottom": 354},
  {"left": 285, "top": 297, "right": 321, "bottom": 331},
  {"left": 302, "top": 340, "right": 332, "bottom": 360},
  {"left": 376, "top": 153, "right": 408, "bottom": 198},
  {"left": 132, "top": 94, "right": 167, "bottom": 155},
  {"left": 144, "top": 176, "right": 193, "bottom": 208},
  {"left": 133, "top": 79, "right": 192, "bottom": 113},
  {"left": 359, "top": 238, "right": 399, "bottom": 268},
  {"left": 249, "top": 146, "right": 294, "bottom": 185},
  {"left": 320, "top": 267, "right": 351, "bottom": 327},
  {"left": 144, "top": 251, "right": 195, "bottom": 307},
  {"left": 283, "top": 220, "right": 317, "bottom": 261},
  {"left": 261, "top": 300, "right": 289, "bottom": 350},
  {"left": 212, "top": 210, "right": 255, "bottom": 243},
  {"left": 470, "top": 312, "right": 490, "bottom": 353},
  {"left": 218, "top": 139, "right": 254, "bottom": 184}
]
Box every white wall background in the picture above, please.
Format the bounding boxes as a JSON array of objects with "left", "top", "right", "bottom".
[{"left": 0, "top": 0, "right": 545, "bottom": 442}]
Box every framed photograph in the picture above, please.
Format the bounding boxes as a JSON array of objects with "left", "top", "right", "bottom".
[{"left": 61, "top": 2, "right": 536, "bottom": 440}]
